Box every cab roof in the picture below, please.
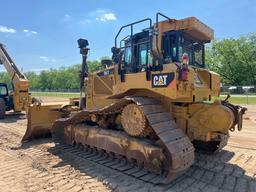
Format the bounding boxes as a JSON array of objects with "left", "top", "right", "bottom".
[{"left": 157, "top": 17, "right": 214, "bottom": 42}]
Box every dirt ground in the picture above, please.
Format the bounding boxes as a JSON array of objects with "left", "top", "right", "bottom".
[{"left": 0, "top": 99, "right": 255, "bottom": 192}]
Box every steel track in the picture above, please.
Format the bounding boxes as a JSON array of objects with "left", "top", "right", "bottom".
[{"left": 52, "top": 96, "right": 195, "bottom": 184}]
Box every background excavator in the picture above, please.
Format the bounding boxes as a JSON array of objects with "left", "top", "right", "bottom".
[
  {"left": 0, "top": 43, "right": 31, "bottom": 118},
  {"left": 0, "top": 43, "right": 68, "bottom": 140},
  {"left": 23, "top": 13, "right": 247, "bottom": 184}
]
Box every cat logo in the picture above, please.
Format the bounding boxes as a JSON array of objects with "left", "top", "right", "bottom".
[
  {"left": 152, "top": 73, "right": 175, "bottom": 88},
  {"left": 153, "top": 75, "right": 168, "bottom": 86}
]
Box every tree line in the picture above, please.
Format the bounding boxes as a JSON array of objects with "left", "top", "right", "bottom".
[
  {"left": 206, "top": 33, "right": 256, "bottom": 86},
  {"left": 0, "top": 33, "right": 255, "bottom": 91},
  {"left": 0, "top": 60, "right": 102, "bottom": 91}
]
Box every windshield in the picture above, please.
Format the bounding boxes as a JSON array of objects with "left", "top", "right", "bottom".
[
  {"left": 162, "top": 31, "right": 205, "bottom": 68},
  {"left": 179, "top": 36, "right": 204, "bottom": 67}
]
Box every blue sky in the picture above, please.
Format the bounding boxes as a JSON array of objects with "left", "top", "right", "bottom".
[{"left": 0, "top": 0, "right": 255, "bottom": 72}]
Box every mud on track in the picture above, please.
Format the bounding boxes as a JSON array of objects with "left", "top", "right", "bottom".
[{"left": 0, "top": 105, "right": 255, "bottom": 192}]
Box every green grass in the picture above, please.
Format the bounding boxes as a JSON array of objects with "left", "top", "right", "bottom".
[
  {"left": 31, "top": 92, "right": 256, "bottom": 104},
  {"left": 31, "top": 91, "right": 80, "bottom": 98},
  {"left": 216, "top": 95, "right": 256, "bottom": 105}
]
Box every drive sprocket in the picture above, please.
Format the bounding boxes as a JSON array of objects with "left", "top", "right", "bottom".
[{"left": 121, "top": 103, "right": 150, "bottom": 137}]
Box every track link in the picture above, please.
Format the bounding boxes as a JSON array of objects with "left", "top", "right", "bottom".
[
  {"left": 126, "top": 97, "right": 194, "bottom": 179},
  {"left": 57, "top": 143, "right": 167, "bottom": 184},
  {"left": 52, "top": 96, "right": 195, "bottom": 184}
]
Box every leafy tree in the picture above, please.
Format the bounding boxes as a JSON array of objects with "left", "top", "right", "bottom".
[
  {"left": 206, "top": 33, "right": 256, "bottom": 85},
  {"left": 0, "top": 72, "right": 12, "bottom": 89},
  {"left": 26, "top": 72, "right": 40, "bottom": 89},
  {"left": 0, "top": 56, "right": 103, "bottom": 91},
  {"left": 88, "top": 60, "right": 102, "bottom": 72}
]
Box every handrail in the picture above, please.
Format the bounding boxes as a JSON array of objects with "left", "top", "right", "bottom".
[
  {"left": 114, "top": 18, "right": 152, "bottom": 48},
  {"left": 156, "top": 12, "right": 172, "bottom": 28},
  {"left": 155, "top": 12, "right": 173, "bottom": 70},
  {"left": 113, "top": 12, "right": 173, "bottom": 77},
  {"left": 119, "top": 40, "right": 151, "bottom": 50},
  {"left": 120, "top": 35, "right": 131, "bottom": 48}
]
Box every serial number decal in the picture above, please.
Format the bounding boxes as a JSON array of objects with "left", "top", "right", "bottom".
[{"left": 152, "top": 73, "right": 175, "bottom": 88}]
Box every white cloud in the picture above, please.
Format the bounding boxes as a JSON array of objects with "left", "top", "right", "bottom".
[
  {"left": 0, "top": 26, "right": 16, "bottom": 33},
  {"left": 80, "top": 9, "right": 117, "bottom": 24},
  {"left": 96, "top": 13, "right": 117, "bottom": 22},
  {"left": 63, "top": 14, "right": 71, "bottom": 22},
  {"left": 23, "top": 29, "right": 38, "bottom": 36},
  {"left": 39, "top": 56, "right": 56, "bottom": 63},
  {"left": 39, "top": 56, "right": 48, "bottom": 59},
  {"left": 65, "top": 14, "right": 71, "bottom": 18},
  {"left": 39, "top": 56, "right": 49, "bottom": 62}
]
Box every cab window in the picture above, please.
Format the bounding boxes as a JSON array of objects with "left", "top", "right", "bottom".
[
  {"left": 124, "top": 46, "right": 132, "bottom": 65},
  {"left": 0, "top": 86, "right": 7, "bottom": 96},
  {"left": 193, "top": 42, "right": 204, "bottom": 66},
  {"left": 162, "top": 31, "right": 205, "bottom": 68},
  {"left": 138, "top": 43, "right": 152, "bottom": 68},
  {"left": 123, "top": 31, "right": 152, "bottom": 73}
]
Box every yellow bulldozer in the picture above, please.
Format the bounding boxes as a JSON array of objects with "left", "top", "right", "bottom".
[{"left": 23, "top": 13, "right": 246, "bottom": 184}]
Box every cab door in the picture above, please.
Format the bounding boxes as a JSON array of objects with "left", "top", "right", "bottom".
[{"left": 0, "top": 84, "right": 12, "bottom": 110}]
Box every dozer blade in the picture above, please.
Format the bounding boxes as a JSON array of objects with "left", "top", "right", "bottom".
[{"left": 22, "top": 103, "right": 66, "bottom": 142}]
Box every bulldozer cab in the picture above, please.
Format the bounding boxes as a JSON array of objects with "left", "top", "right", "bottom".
[
  {"left": 112, "top": 13, "right": 212, "bottom": 85},
  {"left": 121, "top": 30, "right": 206, "bottom": 71},
  {"left": 85, "top": 13, "right": 215, "bottom": 108}
]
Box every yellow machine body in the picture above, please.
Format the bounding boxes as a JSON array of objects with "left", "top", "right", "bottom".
[
  {"left": 23, "top": 14, "right": 246, "bottom": 183},
  {"left": 12, "top": 79, "right": 31, "bottom": 112},
  {"left": 82, "top": 17, "right": 236, "bottom": 145},
  {"left": 25, "top": 15, "right": 243, "bottom": 148},
  {"left": 22, "top": 102, "right": 69, "bottom": 141},
  {"left": 85, "top": 63, "right": 235, "bottom": 144}
]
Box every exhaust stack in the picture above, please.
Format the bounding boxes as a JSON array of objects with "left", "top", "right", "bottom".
[{"left": 77, "top": 39, "right": 89, "bottom": 109}]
